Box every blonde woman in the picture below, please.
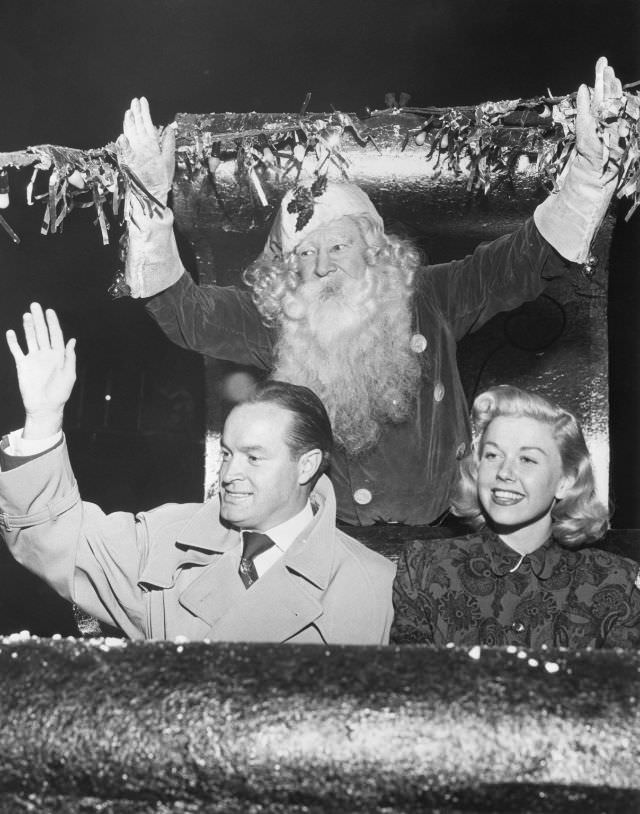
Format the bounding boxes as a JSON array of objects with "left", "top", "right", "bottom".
[{"left": 391, "top": 386, "right": 640, "bottom": 648}]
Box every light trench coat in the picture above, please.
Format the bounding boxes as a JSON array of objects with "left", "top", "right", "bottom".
[{"left": 0, "top": 439, "right": 395, "bottom": 644}]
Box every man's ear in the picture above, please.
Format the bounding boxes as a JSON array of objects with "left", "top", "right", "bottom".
[{"left": 297, "top": 448, "right": 322, "bottom": 486}]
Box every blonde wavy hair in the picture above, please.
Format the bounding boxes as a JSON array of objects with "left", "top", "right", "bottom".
[
  {"left": 242, "top": 214, "right": 421, "bottom": 324},
  {"left": 450, "top": 385, "right": 609, "bottom": 547}
]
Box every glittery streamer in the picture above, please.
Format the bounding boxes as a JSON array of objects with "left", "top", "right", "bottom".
[
  {"left": 26, "top": 168, "right": 38, "bottom": 206},
  {"left": 47, "top": 169, "right": 59, "bottom": 233},
  {"left": 91, "top": 184, "right": 110, "bottom": 245},
  {"left": 0, "top": 211, "right": 20, "bottom": 244},
  {"left": 248, "top": 166, "right": 268, "bottom": 206}
]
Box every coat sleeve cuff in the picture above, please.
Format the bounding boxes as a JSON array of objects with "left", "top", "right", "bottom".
[{"left": 0, "top": 438, "right": 79, "bottom": 527}]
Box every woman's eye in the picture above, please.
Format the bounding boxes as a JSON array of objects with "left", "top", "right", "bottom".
[
  {"left": 331, "top": 243, "right": 348, "bottom": 252},
  {"left": 221, "top": 450, "right": 231, "bottom": 461},
  {"left": 521, "top": 456, "right": 537, "bottom": 465},
  {"left": 299, "top": 248, "right": 315, "bottom": 258},
  {"left": 483, "top": 451, "right": 497, "bottom": 460}
]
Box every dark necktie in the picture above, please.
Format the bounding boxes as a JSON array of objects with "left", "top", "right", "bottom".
[{"left": 239, "top": 531, "right": 275, "bottom": 588}]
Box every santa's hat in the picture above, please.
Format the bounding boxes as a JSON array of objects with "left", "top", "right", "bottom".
[{"left": 263, "top": 180, "right": 384, "bottom": 259}]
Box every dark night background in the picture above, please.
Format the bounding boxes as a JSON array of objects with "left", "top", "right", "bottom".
[{"left": 0, "top": 0, "right": 637, "bottom": 634}]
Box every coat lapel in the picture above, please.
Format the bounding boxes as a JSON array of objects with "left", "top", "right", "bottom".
[
  {"left": 177, "top": 552, "right": 245, "bottom": 628},
  {"left": 146, "top": 476, "right": 337, "bottom": 642},
  {"left": 178, "top": 553, "right": 323, "bottom": 642},
  {"left": 209, "top": 561, "right": 324, "bottom": 642},
  {"left": 138, "top": 497, "right": 238, "bottom": 589}
]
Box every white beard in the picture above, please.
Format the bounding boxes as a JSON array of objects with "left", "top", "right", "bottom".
[
  {"left": 281, "top": 270, "right": 375, "bottom": 343},
  {"left": 273, "top": 266, "right": 422, "bottom": 456}
]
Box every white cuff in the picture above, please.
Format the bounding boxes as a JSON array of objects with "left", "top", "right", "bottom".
[
  {"left": 534, "top": 152, "right": 617, "bottom": 264},
  {"left": 6, "top": 428, "right": 63, "bottom": 457},
  {"left": 124, "top": 200, "right": 185, "bottom": 298}
]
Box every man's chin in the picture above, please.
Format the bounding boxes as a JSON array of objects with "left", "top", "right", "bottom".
[{"left": 220, "top": 497, "right": 254, "bottom": 524}]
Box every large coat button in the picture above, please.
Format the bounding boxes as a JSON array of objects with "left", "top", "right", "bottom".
[
  {"left": 433, "top": 381, "right": 445, "bottom": 402},
  {"left": 455, "top": 442, "right": 466, "bottom": 459},
  {"left": 410, "top": 333, "right": 428, "bottom": 353},
  {"left": 353, "top": 488, "right": 373, "bottom": 505}
]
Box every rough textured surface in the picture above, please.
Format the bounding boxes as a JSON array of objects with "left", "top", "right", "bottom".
[{"left": 0, "top": 638, "right": 638, "bottom": 812}]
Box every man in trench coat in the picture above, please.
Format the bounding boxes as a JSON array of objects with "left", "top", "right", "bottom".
[{"left": 0, "top": 304, "right": 394, "bottom": 643}]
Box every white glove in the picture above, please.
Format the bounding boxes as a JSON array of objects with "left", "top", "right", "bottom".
[
  {"left": 118, "top": 97, "right": 184, "bottom": 297},
  {"left": 534, "top": 57, "right": 625, "bottom": 263},
  {"left": 574, "top": 56, "right": 625, "bottom": 174},
  {"left": 117, "top": 96, "right": 176, "bottom": 206}
]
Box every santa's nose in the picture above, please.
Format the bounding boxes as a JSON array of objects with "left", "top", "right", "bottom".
[{"left": 315, "top": 251, "right": 336, "bottom": 277}]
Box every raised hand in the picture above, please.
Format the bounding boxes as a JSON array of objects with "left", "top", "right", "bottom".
[
  {"left": 117, "top": 96, "right": 176, "bottom": 205},
  {"left": 6, "top": 304, "right": 76, "bottom": 440},
  {"left": 575, "top": 56, "right": 626, "bottom": 172}
]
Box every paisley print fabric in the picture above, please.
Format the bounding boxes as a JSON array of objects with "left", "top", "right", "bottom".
[{"left": 391, "top": 530, "right": 640, "bottom": 649}]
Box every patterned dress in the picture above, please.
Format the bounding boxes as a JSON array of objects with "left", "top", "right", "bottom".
[{"left": 391, "top": 529, "right": 640, "bottom": 648}]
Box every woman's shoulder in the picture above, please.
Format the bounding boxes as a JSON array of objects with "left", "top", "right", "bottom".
[
  {"left": 400, "top": 531, "right": 484, "bottom": 564},
  {"left": 570, "top": 543, "right": 640, "bottom": 585}
]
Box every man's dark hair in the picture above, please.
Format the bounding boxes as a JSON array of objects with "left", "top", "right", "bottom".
[{"left": 248, "top": 380, "right": 332, "bottom": 486}]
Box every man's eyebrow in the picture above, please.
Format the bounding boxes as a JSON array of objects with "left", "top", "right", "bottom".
[
  {"left": 220, "top": 441, "right": 269, "bottom": 455},
  {"left": 238, "top": 444, "right": 269, "bottom": 454}
]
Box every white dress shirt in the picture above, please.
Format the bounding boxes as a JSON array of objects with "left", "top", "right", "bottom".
[{"left": 246, "top": 501, "right": 314, "bottom": 578}]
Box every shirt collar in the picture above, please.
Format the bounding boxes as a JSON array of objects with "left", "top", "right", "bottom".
[
  {"left": 483, "top": 528, "right": 562, "bottom": 579},
  {"left": 245, "top": 502, "right": 314, "bottom": 553}
]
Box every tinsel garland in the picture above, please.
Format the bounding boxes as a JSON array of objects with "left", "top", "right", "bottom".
[{"left": 0, "top": 84, "right": 637, "bottom": 260}]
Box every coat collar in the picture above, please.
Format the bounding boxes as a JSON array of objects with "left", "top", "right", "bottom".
[
  {"left": 138, "top": 475, "right": 338, "bottom": 593},
  {"left": 282, "top": 476, "right": 338, "bottom": 590},
  {"left": 482, "top": 528, "right": 561, "bottom": 580},
  {"left": 137, "top": 498, "right": 236, "bottom": 590},
  {"left": 167, "top": 476, "right": 339, "bottom": 642}
]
